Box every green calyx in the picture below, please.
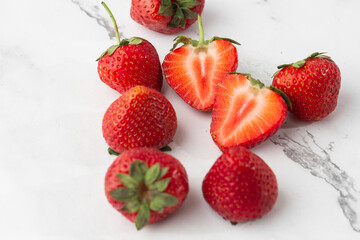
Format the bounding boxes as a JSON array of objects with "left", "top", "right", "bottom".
[
  {"left": 158, "top": 0, "right": 200, "bottom": 29},
  {"left": 109, "top": 160, "right": 178, "bottom": 230},
  {"left": 108, "top": 148, "right": 120, "bottom": 156},
  {"left": 276, "top": 52, "right": 330, "bottom": 70},
  {"left": 170, "top": 15, "right": 240, "bottom": 51},
  {"left": 228, "top": 73, "right": 292, "bottom": 110},
  {"left": 96, "top": 2, "right": 143, "bottom": 61}
]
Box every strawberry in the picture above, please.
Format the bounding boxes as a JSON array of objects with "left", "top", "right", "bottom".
[
  {"left": 97, "top": 2, "right": 162, "bottom": 94},
  {"left": 272, "top": 52, "right": 341, "bottom": 121},
  {"left": 202, "top": 146, "right": 278, "bottom": 224},
  {"left": 105, "top": 147, "right": 189, "bottom": 230},
  {"left": 102, "top": 85, "right": 177, "bottom": 153},
  {"left": 210, "top": 73, "right": 289, "bottom": 150},
  {"left": 130, "top": 0, "right": 205, "bottom": 34},
  {"left": 162, "top": 15, "right": 239, "bottom": 111}
]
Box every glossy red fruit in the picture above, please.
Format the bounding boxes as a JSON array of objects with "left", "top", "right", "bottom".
[
  {"left": 130, "top": 0, "right": 205, "bottom": 34},
  {"left": 105, "top": 147, "right": 189, "bottom": 230},
  {"left": 102, "top": 85, "right": 177, "bottom": 153},
  {"left": 210, "top": 73, "right": 288, "bottom": 150},
  {"left": 272, "top": 52, "right": 341, "bottom": 121},
  {"left": 97, "top": 2, "right": 162, "bottom": 94},
  {"left": 202, "top": 146, "right": 278, "bottom": 223},
  {"left": 162, "top": 15, "right": 239, "bottom": 111}
]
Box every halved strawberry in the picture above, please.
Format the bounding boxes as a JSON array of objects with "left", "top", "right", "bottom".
[
  {"left": 210, "top": 73, "right": 289, "bottom": 150},
  {"left": 162, "top": 15, "right": 239, "bottom": 111}
]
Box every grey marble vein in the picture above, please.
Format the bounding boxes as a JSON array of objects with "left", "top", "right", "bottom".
[
  {"left": 271, "top": 130, "right": 360, "bottom": 232},
  {"left": 71, "top": 0, "right": 121, "bottom": 40}
]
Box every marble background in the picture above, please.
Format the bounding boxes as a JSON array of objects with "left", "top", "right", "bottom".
[{"left": 1, "top": 0, "right": 360, "bottom": 239}]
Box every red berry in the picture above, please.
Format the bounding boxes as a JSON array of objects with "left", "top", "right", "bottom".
[
  {"left": 202, "top": 146, "right": 278, "bottom": 223},
  {"left": 97, "top": 3, "right": 162, "bottom": 93},
  {"left": 130, "top": 0, "right": 205, "bottom": 34},
  {"left": 105, "top": 147, "right": 189, "bottom": 230},
  {"left": 272, "top": 52, "right": 341, "bottom": 121},
  {"left": 102, "top": 86, "right": 177, "bottom": 153}
]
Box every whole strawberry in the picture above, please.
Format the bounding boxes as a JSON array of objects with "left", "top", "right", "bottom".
[
  {"left": 130, "top": 0, "right": 205, "bottom": 34},
  {"left": 210, "top": 73, "right": 289, "bottom": 150},
  {"left": 105, "top": 147, "right": 189, "bottom": 230},
  {"left": 162, "top": 15, "right": 239, "bottom": 111},
  {"left": 102, "top": 85, "right": 177, "bottom": 153},
  {"left": 97, "top": 2, "right": 162, "bottom": 94},
  {"left": 202, "top": 146, "right": 278, "bottom": 224},
  {"left": 272, "top": 52, "right": 341, "bottom": 121}
]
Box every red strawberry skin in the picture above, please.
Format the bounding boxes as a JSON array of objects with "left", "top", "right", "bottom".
[
  {"left": 102, "top": 86, "right": 177, "bottom": 153},
  {"left": 130, "top": 0, "right": 205, "bottom": 34},
  {"left": 163, "top": 39, "right": 238, "bottom": 111},
  {"left": 105, "top": 147, "right": 189, "bottom": 224},
  {"left": 97, "top": 39, "right": 163, "bottom": 94},
  {"left": 202, "top": 146, "right": 278, "bottom": 223},
  {"left": 272, "top": 54, "right": 341, "bottom": 121},
  {"left": 211, "top": 73, "right": 287, "bottom": 151}
]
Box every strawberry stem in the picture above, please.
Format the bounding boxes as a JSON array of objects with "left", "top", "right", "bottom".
[
  {"left": 101, "top": 2, "right": 121, "bottom": 45},
  {"left": 197, "top": 15, "right": 205, "bottom": 46}
]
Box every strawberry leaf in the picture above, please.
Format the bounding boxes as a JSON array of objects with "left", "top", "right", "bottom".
[
  {"left": 138, "top": 161, "right": 149, "bottom": 175},
  {"left": 177, "top": 0, "right": 200, "bottom": 8},
  {"left": 117, "top": 173, "right": 139, "bottom": 188},
  {"left": 121, "top": 199, "right": 141, "bottom": 212},
  {"left": 110, "top": 187, "right": 138, "bottom": 201},
  {"left": 129, "top": 161, "right": 147, "bottom": 183},
  {"left": 292, "top": 59, "right": 306, "bottom": 68},
  {"left": 127, "top": 37, "right": 143, "bottom": 45},
  {"left": 158, "top": 0, "right": 174, "bottom": 16},
  {"left": 159, "top": 0, "right": 172, "bottom": 9},
  {"left": 149, "top": 193, "right": 178, "bottom": 212},
  {"left": 158, "top": 0, "right": 200, "bottom": 29},
  {"left": 159, "top": 167, "right": 169, "bottom": 179},
  {"left": 161, "top": 6, "right": 175, "bottom": 16},
  {"left": 182, "top": 8, "right": 198, "bottom": 19},
  {"left": 135, "top": 204, "right": 150, "bottom": 230},
  {"left": 170, "top": 35, "right": 195, "bottom": 51},
  {"left": 97, "top": 37, "right": 143, "bottom": 61},
  {"left": 160, "top": 145, "right": 172, "bottom": 152},
  {"left": 149, "top": 198, "right": 165, "bottom": 212},
  {"left": 108, "top": 147, "right": 120, "bottom": 156},
  {"left": 149, "top": 178, "right": 171, "bottom": 192},
  {"left": 276, "top": 52, "right": 330, "bottom": 70},
  {"left": 209, "top": 36, "right": 241, "bottom": 45},
  {"left": 144, "top": 163, "right": 161, "bottom": 186},
  {"left": 169, "top": 4, "right": 186, "bottom": 28},
  {"left": 96, "top": 44, "right": 119, "bottom": 61},
  {"left": 155, "top": 192, "right": 179, "bottom": 206}
]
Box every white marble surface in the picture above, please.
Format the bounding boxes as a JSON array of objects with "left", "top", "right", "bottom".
[{"left": 1, "top": 0, "right": 360, "bottom": 239}]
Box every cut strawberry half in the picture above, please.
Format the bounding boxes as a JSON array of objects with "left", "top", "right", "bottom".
[
  {"left": 162, "top": 15, "right": 239, "bottom": 111},
  {"left": 210, "top": 73, "right": 289, "bottom": 150}
]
